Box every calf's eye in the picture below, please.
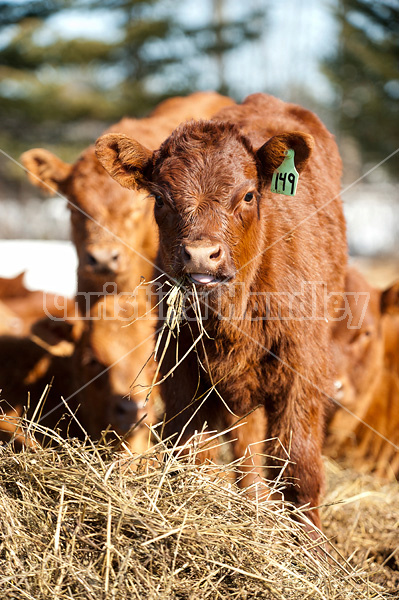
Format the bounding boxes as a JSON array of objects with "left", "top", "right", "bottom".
[
  {"left": 153, "top": 194, "right": 164, "bottom": 207},
  {"left": 244, "top": 192, "right": 254, "bottom": 203}
]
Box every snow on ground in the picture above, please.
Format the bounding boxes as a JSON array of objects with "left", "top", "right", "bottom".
[{"left": 0, "top": 240, "right": 77, "bottom": 297}]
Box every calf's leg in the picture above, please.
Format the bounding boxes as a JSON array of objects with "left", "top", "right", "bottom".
[{"left": 264, "top": 390, "right": 325, "bottom": 531}]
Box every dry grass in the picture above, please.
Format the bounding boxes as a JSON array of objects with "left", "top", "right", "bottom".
[
  {"left": 323, "top": 460, "right": 399, "bottom": 594},
  {"left": 0, "top": 418, "right": 398, "bottom": 600}
]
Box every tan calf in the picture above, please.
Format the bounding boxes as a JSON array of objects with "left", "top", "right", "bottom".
[{"left": 326, "top": 266, "right": 399, "bottom": 479}]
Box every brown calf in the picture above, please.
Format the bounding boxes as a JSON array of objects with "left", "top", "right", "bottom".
[
  {"left": 21, "top": 92, "right": 234, "bottom": 312},
  {"left": 96, "top": 92, "right": 347, "bottom": 529},
  {"left": 326, "top": 266, "right": 399, "bottom": 478},
  {"left": 74, "top": 292, "right": 156, "bottom": 453},
  {"left": 0, "top": 292, "right": 156, "bottom": 453}
]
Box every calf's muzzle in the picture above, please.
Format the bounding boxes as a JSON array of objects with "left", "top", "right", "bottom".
[
  {"left": 85, "top": 247, "right": 122, "bottom": 274},
  {"left": 181, "top": 241, "right": 225, "bottom": 273}
]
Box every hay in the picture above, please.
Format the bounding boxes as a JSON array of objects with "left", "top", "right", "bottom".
[
  {"left": 322, "top": 459, "right": 399, "bottom": 593},
  {"left": 0, "top": 420, "right": 397, "bottom": 600}
]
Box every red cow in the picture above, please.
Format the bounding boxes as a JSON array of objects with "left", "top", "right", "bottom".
[
  {"left": 95, "top": 93, "right": 347, "bottom": 530},
  {"left": 326, "top": 266, "right": 399, "bottom": 478},
  {"left": 74, "top": 292, "right": 156, "bottom": 453}
]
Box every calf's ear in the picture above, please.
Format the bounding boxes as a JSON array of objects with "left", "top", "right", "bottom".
[
  {"left": 30, "top": 316, "right": 83, "bottom": 357},
  {"left": 21, "top": 148, "right": 72, "bottom": 195},
  {"left": 256, "top": 131, "right": 314, "bottom": 182},
  {"left": 381, "top": 281, "right": 399, "bottom": 315},
  {"left": 95, "top": 133, "right": 153, "bottom": 190}
]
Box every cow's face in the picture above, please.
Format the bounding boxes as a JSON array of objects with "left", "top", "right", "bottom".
[
  {"left": 75, "top": 295, "right": 155, "bottom": 444},
  {"left": 95, "top": 123, "right": 313, "bottom": 309},
  {"left": 21, "top": 147, "right": 157, "bottom": 290},
  {"left": 151, "top": 125, "right": 259, "bottom": 295},
  {"left": 329, "top": 269, "right": 399, "bottom": 443},
  {"left": 67, "top": 151, "right": 155, "bottom": 287}
]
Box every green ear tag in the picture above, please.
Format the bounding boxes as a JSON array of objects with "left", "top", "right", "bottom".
[{"left": 271, "top": 149, "right": 298, "bottom": 196}]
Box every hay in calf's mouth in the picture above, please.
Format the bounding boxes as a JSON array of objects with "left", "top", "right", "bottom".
[
  {"left": 0, "top": 419, "right": 396, "bottom": 599},
  {"left": 128, "top": 278, "right": 191, "bottom": 403},
  {"left": 144, "top": 278, "right": 236, "bottom": 420}
]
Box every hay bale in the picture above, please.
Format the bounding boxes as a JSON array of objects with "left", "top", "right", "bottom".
[
  {"left": 323, "top": 459, "right": 399, "bottom": 593},
  {"left": 0, "top": 419, "right": 396, "bottom": 599}
]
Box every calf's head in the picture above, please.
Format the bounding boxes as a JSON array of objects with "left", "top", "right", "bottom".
[
  {"left": 95, "top": 122, "right": 313, "bottom": 308},
  {"left": 74, "top": 293, "right": 156, "bottom": 448},
  {"left": 21, "top": 146, "right": 156, "bottom": 292},
  {"left": 328, "top": 267, "right": 399, "bottom": 443},
  {"left": 28, "top": 295, "right": 156, "bottom": 451}
]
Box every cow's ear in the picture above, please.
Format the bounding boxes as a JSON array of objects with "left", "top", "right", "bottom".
[
  {"left": 30, "top": 317, "right": 83, "bottom": 357},
  {"left": 95, "top": 133, "right": 153, "bottom": 190},
  {"left": 21, "top": 149, "right": 72, "bottom": 195},
  {"left": 381, "top": 281, "right": 399, "bottom": 315},
  {"left": 256, "top": 131, "right": 314, "bottom": 182}
]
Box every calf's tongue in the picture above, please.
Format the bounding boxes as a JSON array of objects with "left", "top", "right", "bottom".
[{"left": 190, "top": 273, "right": 215, "bottom": 284}]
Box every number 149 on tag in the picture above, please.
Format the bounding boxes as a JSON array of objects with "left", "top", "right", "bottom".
[
  {"left": 271, "top": 170, "right": 297, "bottom": 196},
  {"left": 270, "top": 148, "right": 299, "bottom": 196}
]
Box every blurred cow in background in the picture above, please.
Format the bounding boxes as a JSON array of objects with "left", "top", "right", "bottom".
[
  {"left": 0, "top": 272, "right": 74, "bottom": 336},
  {"left": 326, "top": 266, "right": 399, "bottom": 479},
  {"left": 0, "top": 292, "right": 156, "bottom": 452},
  {"left": 0, "top": 319, "right": 80, "bottom": 447}
]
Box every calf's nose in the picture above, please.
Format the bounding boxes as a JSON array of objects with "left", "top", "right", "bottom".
[
  {"left": 86, "top": 247, "right": 121, "bottom": 273},
  {"left": 111, "top": 397, "right": 140, "bottom": 434},
  {"left": 182, "top": 242, "right": 224, "bottom": 272}
]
